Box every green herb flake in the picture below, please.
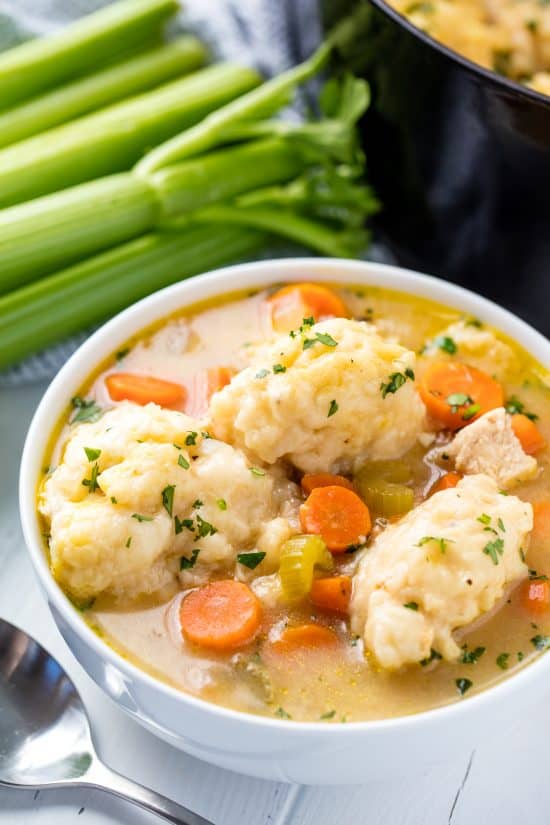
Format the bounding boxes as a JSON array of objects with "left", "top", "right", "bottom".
[
  {"left": 110, "top": 496, "right": 117, "bottom": 504},
  {"left": 273, "top": 364, "right": 287, "bottom": 374},
  {"left": 319, "top": 709, "right": 336, "bottom": 720},
  {"left": 529, "top": 570, "right": 549, "bottom": 581},
  {"left": 434, "top": 335, "right": 457, "bottom": 354},
  {"left": 420, "top": 648, "right": 442, "bottom": 666},
  {"left": 517, "top": 651, "right": 525, "bottom": 662},
  {"left": 217, "top": 499, "right": 227, "bottom": 511},
  {"left": 505, "top": 395, "right": 538, "bottom": 421},
  {"left": 81, "top": 463, "right": 100, "bottom": 493},
  {"left": 84, "top": 447, "right": 101, "bottom": 462},
  {"left": 255, "top": 368, "right": 270, "bottom": 379},
  {"left": 116, "top": 347, "right": 130, "bottom": 361},
  {"left": 417, "top": 535, "right": 453, "bottom": 553},
  {"left": 196, "top": 514, "right": 217, "bottom": 538},
  {"left": 178, "top": 454, "right": 190, "bottom": 469},
  {"left": 70, "top": 396, "right": 103, "bottom": 424},
  {"left": 477, "top": 513, "right": 491, "bottom": 526},
  {"left": 180, "top": 549, "right": 200, "bottom": 570},
  {"left": 250, "top": 467, "right": 265, "bottom": 477},
  {"left": 530, "top": 634, "right": 550, "bottom": 650},
  {"left": 381, "top": 369, "right": 414, "bottom": 399},
  {"left": 328, "top": 399, "right": 339, "bottom": 417},
  {"left": 237, "top": 551, "right": 266, "bottom": 569},
  {"left": 125, "top": 537, "right": 132, "bottom": 548},
  {"left": 403, "top": 601, "right": 419, "bottom": 610},
  {"left": 497, "top": 518, "right": 505, "bottom": 532},
  {"left": 460, "top": 646, "right": 486, "bottom": 664},
  {"left": 446, "top": 392, "right": 473, "bottom": 413},
  {"left": 483, "top": 537, "right": 504, "bottom": 565},
  {"left": 275, "top": 707, "right": 291, "bottom": 719},
  {"left": 185, "top": 431, "right": 198, "bottom": 446},
  {"left": 192, "top": 499, "right": 203, "bottom": 509},
  {"left": 455, "top": 677, "right": 473, "bottom": 696},
  {"left": 462, "top": 403, "right": 480, "bottom": 421},
  {"left": 161, "top": 485, "right": 175, "bottom": 517},
  {"left": 132, "top": 513, "right": 153, "bottom": 522},
  {"left": 174, "top": 516, "right": 188, "bottom": 535},
  {"left": 496, "top": 652, "right": 510, "bottom": 670},
  {"left": 526, "top": 18, "right": 538, "bottom": 31}
]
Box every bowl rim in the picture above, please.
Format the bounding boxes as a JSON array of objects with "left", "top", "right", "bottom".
[
  {"left": 19, "top": 256, "right": 550, "bottom": 737},
  {"left": 368, "top": 0, "right": 550, "bottom": 109}
]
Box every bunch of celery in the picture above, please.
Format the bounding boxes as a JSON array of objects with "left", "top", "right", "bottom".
[{"left": 0, "top": 3, "right": 379, "bottom": 371}]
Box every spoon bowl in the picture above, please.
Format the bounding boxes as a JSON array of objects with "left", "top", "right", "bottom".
[{"left": 0, "top": 617, "right": 211, "bottom": 824}]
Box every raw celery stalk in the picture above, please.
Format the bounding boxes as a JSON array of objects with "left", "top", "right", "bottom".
[
  {"left": 0, "top": 174, "right": 158, "bottom": 294},
  {"left": 0, "top": 63, "right": 261, "bottom": 207},
  {"left": 136, "top": 41, "right": 332, "bottom": 173},
  {"left": 0, "top": 0, "right": 180, "bottom": 111},
  {"left": 0, "top": 226, "right": 266, "bottom": 371},
  {"left": 0, "top": 37, "right": 207, "bottom": 149}
]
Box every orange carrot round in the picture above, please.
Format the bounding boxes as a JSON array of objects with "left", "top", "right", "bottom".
[
  {"left": 429, "top": 471, "right": 463, "bottom": 496},
  {"left": 106, "top": 373, "right": 185, "bottom": 407},
  {"left": 520, "top": 579, "right": 550, "bottom": 614},
  {"left": 511, "top": 413, "right": 546, "bottom": 455},
  {"left": 418, "top": 361, "right": 504, "bottom": 430},
  {"left": 301, "top": 472, "right": 354, "bottom": 496},
  {"left": 270, "top": 623, "right": 339, "bottom": 653},
  {"left": 180, "top": 580, "right": 262, "bottom": 652},
  {"left": 268, "top": 283, "right": 348, "bottom": 332},
  {"left": 300, "top": 485, "right": 371, "bottom": 553},
  {"left": 310, "top": 576, "right": 352, "bottom": 614}
]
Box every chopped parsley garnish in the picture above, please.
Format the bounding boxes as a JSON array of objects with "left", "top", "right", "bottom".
[
  {"left": 174, "top": 516, "right": 191, "bottom": 535},
  {"left": 446, "top": 393, "right": 473, "bottom": 414},
  {"left": 517, "top": 651, "right": 525, "bottom": 662},
  {"left": 319, "top": 709, "right": 336, "bottom": 720},
  {"left": 531, "top": 634, "right": 550, "bottom": 650},
  {"left": 275, "top": 706, "right": 291, "bottom": 719},
  {"left": 115, "top": 347, "right": 130, "bottom": 361},
  {"left": 455, "top": 678, "right": 473, "bottom": 696},
  {"left": 380, "top": 368, "right": 415, "bottom": 399},
  {"left": 180, "top": 549, "right": 200, "bottom": 570},
  {"left": 255, "top": 368, "right": 270, "bottom": 379},
  {"left": 196, "top": 514, "right": 217, "bottom": 538},
  {"left": 460, "top": 646, "right": 485, "bottom": 664},
  {"left": 303, "top": 331, "right": 339, "bottom": 350},
  {"left": 526, "top": 18, "right": 538, "bottom": 31},
  {"left": 125, "top": 537, "right": 132, "bottom": 548},
  {"left": 217, "top": 499, "right": 227, "bottom": 510},
  {"left": 273, "top": 364, "right": 286, "bottom": 374},
  {"left": 483, "top": 537, "right": 504, "bottom": 565},
  {"left": 237, "top": 551, "right": 266, "bottom": 569},
  {"left": 82, "top": 463, "right": 100, "bottom": 493},
  {"left": 505, "top": 395, "right": 538, "bottom": 421},
  {"left": 420, "top": 648, "right": 442, "bottom": 666},
  {"left": 132, "top": 513, "right": 153, "bottom": 522},
  {"left": 84, "top": 447, "right": 101, "bottom": 462},
  {"left": 477, "top": 513, "right": 491, "bottom": 526},
  {"left": 185, "top": 431, "right": 198, "bottom": 446},
  {"left": 161, "top": 485, "right": 175, "bottom": 517},
  {"left": 70, "top": 396, "right": 103, "bottom": 424},
  {"left": 250, "top": 467, "right": 265, "bottom": 477},
  {"left": 433, "top": 335, "right": 457, "bottom": 354},
  {"left": 462, "top": 403, "right": 480, "bottom": 421},
  {"left": 178, "top": 454, "right": 190, "bottom": 469},
  {"left": 201, "top": 431, "right": 212, "bottom": 439},
  {"left": 328, "top": 399, "right": 339, "bottom": 417},
  {"left": 496, "top": 652, "right": 510, "bottom": 670},
  {"left": 529, "top": 570, "right": 549, "bottom": 581},
  {"left": 497, "top": 518, "right": 505, "bottom": 532},
  {"left": 192, "top": 499, "right": 203, "bottom": 509},
  {"left": 403, "top": 601, "right": 419, "bottom": 610},
  {"left": 417, "top": 535, "right": 453, "bottom": 553},
  {"left": 465, "top": 318, "right": 483, "bottom": 328},
  {"left": 111, "top": 496, "right": 117, "bottom": 504}
]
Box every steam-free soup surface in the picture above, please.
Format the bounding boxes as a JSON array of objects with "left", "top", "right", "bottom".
[{"left": 39, "top": 283, "right": 550, "bottom": 722}]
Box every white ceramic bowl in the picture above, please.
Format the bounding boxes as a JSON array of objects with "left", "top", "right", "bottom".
[{"left": 19, "top": 258, "right": 550, "bottom": 785}]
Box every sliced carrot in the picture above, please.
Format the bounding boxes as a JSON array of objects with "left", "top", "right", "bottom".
[
  {"left": 270, "top": 623, "right": 339, "bottom": 654},
  {"left": 310, "top": 576, "right": 352, "bottom": 614},
  {"left": 300, "top": 485, "right": 371, "bottom": 553},
  {"left": 520, "top": 579, "right": 550, "bottom": 614},
  {"left": 268, "top": 283, "right": 348, "bottom": 332},
  {"left": 301, "top": 472, "right": 354, "bottom": 495},
  {"left": 429, "top": 471, "right": 463, "bottom": 496},
  {"left": 418, "top": 361, "right": 504, "bottom": 430},
  {"left": 180, "top": 580, "right": 262, "bottom": 652},
  {"left": 532, "top": 501, "right": 550, "bottom": 540},
  {"left": 511, "top": 413, "right": 546, "bottom": 455},
  {"left": 186, "top": 366, "right": 233, "bottom": 418},
  {"left": 105, "top": 373, "right": 185, "bottom": 407}
]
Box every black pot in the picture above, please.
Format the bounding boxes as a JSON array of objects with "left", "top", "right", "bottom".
[{"left": 321, "top": 0, "right": 550, "bottom": 334}]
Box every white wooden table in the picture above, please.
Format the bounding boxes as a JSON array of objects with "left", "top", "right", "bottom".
[{"left": 0, "top": 382, "right": 545, "bottom": 824}]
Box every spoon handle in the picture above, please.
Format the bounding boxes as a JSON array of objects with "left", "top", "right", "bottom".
[{"left": 84, "top": 758, "right": 214, "bottom": 825}]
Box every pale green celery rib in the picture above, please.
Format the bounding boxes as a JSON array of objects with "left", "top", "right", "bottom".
[
  {"left": 0, "top": 226, "right": 266, "bottom": 371},
  {"left": 151, "top": 137, "right": 304, "bottom": 218},
  {"left": 0, "top": 62, "right": 261, "bottom": 207},
  {"left": 0, "top": 37, "right": 207, "bottom": 149},
  {"left": 0, "top": 174, "right": 158, "bottom": 294},
  {"left": 135, "top": 40, "right": 332, "bottom": 173}
]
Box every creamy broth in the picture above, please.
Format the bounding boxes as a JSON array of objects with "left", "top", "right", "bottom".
[{"left": 40, "top": 283, "right": 550, "bottom": 723}]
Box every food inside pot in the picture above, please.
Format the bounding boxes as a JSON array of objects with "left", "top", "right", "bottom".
[
  {"left": 38, "top": 281, "right": 550, "bottom": 722},
  {"left": 387, "top": 0, "right": 550, "bottom": 96}
]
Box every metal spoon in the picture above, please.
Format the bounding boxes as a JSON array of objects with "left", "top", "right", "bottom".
[{"left": 0, "top": 618, "right": 213, "bottom": 825}]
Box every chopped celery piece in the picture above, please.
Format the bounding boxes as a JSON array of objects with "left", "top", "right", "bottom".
[
  {"left": 355, "top": 460, "right": 412, "bottom": 485},
  {"left": 279, "top": 534, "right": 333, "bottom": 603},
  {"left": 355, "top": 479, "right": 414, "bottom": 518}
]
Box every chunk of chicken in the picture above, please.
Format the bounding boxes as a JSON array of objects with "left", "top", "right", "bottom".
[
  {"left": 445, "top": 407, "right": 537, "bottom": 489},
  {"left": 350, "top": 474, "right": 531, "bottom": 669},
  {"left": 209, "top": 318, "right": 427, "bottom": 474}
]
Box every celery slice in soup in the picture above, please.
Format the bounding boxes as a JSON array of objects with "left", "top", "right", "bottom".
[
  {"left": 279, "top": 534, "right": 333, "bottom": 603},
  {"left": 356, "top": 479, "right": 414, "bottom": 517}
]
